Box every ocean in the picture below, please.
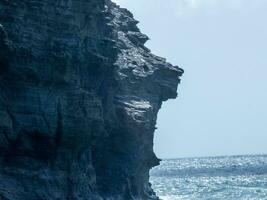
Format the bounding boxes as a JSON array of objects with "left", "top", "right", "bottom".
[{"left": 150, "top": 155, "right": 267, "bottom": 200}]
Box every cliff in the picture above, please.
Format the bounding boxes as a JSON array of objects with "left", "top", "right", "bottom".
[{"left": 0, "top": 1, "right": 183, "bottom": 199}]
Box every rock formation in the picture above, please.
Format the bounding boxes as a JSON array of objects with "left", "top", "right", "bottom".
[{"left": 0, "top": 0, "right": 183, "bottom": 199}]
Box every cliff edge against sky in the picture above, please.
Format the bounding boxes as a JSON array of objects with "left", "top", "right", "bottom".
[{"left": 0, "top": 1, "right": 183, "bottom": 199}]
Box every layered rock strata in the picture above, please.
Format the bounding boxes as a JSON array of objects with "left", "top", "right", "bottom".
[{"left": 0, "top": 1, "right": 183, "bottom": 199}]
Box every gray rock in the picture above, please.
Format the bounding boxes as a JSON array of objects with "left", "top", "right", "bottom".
[{"left": 0, "top": 0, "right": 183, "bottom": 199}]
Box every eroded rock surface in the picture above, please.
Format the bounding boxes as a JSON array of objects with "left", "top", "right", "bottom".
[{"left": 0, "top": 1, "right": 183, "bottom": 199}]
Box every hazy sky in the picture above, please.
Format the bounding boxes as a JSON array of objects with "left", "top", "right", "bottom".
[{"left": 113, "top": 0, "right": 267, "bottom": 158}]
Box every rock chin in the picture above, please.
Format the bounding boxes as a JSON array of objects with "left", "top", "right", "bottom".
[{"left": 0, "top": 1, "right": 183, "bottom": 200}]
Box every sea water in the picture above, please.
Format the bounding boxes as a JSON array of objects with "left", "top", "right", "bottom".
[{"left": 150, "top": 155, "right": 267, "bottom": 200}]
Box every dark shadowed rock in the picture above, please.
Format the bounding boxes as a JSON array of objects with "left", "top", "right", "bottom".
[{"left": 0, "top": 1, "right": 183, "bottom": 199}]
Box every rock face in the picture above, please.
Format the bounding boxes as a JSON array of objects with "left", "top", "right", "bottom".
[{"left": 0, "top": 1, "right": 183, "bottom": 200}]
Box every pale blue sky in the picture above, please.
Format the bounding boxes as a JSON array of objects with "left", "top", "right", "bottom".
[{"left": 113, "top": 0, "right": 267, "bottom": 158}]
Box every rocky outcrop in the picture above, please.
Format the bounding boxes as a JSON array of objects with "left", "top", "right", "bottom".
[{"left": 0, "top": 1, "right": 183, "bottom": 199}]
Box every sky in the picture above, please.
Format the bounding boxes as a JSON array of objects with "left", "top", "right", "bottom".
[{"left": 113, "top": 0, "right": 267, "bottom": 158}]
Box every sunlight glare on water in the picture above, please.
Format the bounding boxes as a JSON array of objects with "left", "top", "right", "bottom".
[{"left": 150, "top": 155, "right": 267, "bottom": 200}]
